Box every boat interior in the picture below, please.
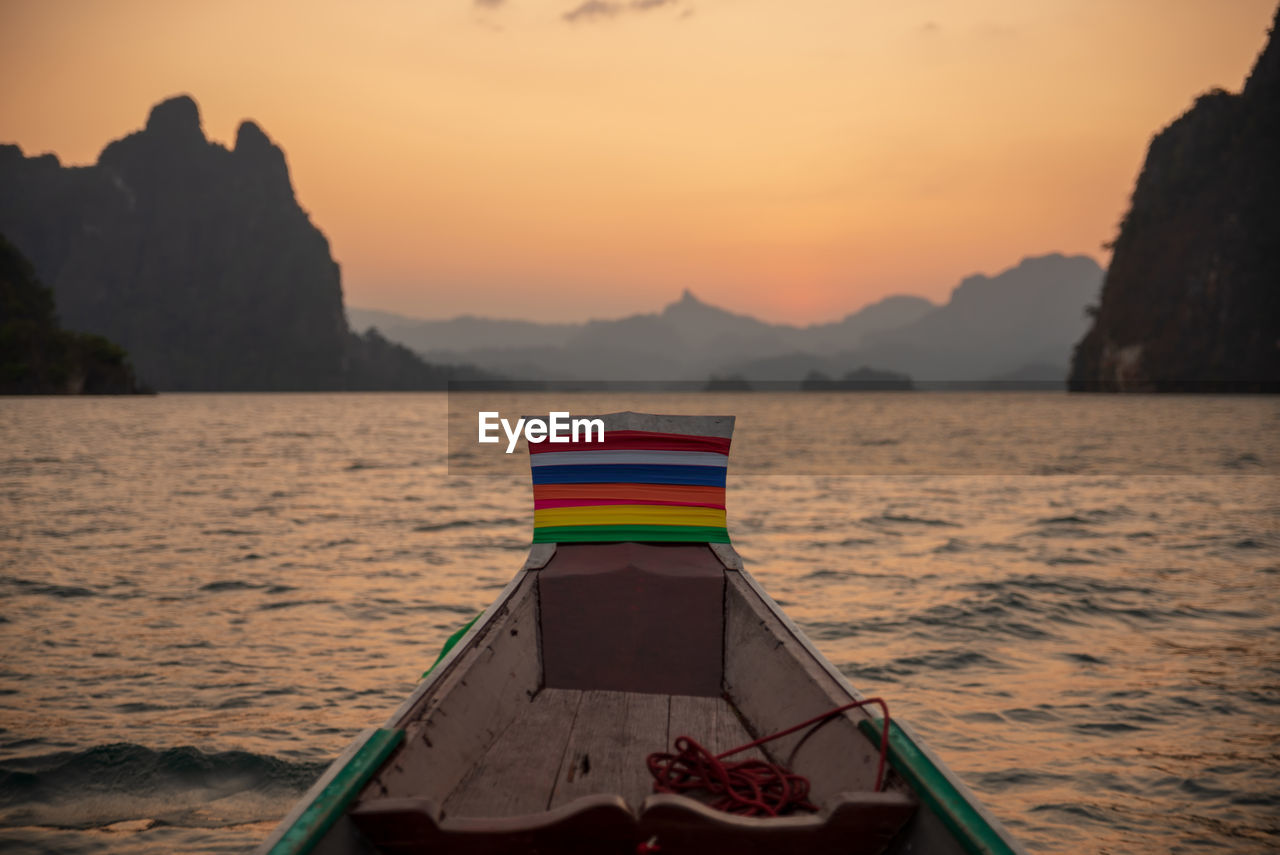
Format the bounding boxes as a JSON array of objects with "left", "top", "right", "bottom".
[{"left": 332, "top": 542, "right": 928, "bottom": 855}]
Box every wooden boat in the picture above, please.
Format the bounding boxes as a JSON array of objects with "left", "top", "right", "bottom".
[{"left": 257, "top": 414, "right": 1027, "bottom": 855}]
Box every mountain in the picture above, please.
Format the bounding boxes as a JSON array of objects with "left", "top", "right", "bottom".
[
  {"left": 350, "top": 291, "right": 941, "bottom": 381},
  {"left": 800, "top": 295, "right": 941, "bottom": 355},
  {"left": 350, "top": 292, "right": 937, "bottom": 366},
  {"left": 347, "top": 307, "right": 578, "bottom": 353},
  {"left": 827, "top": 253, "right": 1104, "bottom": 383},
  {"left": 1069, "top": 10, "right": 1280, "bottom": 392},
  {"left": 0, "top": 96, "right": 472, "bottom": 391},
  {"left": 353, "top": 253, "right": 1098, "bottom": 384},
  {"left": 352, "top": 292, "right": 799, "bottom": 376},
  {"left": 1, "top": 233, "right": 143, "bottom": 394}
]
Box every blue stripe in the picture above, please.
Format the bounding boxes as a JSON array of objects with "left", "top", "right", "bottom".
[{"left": 530, "top": 464, "right": 727, "bottom": 487}]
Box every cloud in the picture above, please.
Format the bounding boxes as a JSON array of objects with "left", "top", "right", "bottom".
[
  {"left": 563, "top": 1, "right": 620, "bottom": 22},
  {"left": 562, "top": 0, "right": 681, "bottom": 24}
]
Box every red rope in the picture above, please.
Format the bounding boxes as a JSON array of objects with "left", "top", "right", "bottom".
[{"left": 646, "top": 697, "right": 890, "bottom": 818}]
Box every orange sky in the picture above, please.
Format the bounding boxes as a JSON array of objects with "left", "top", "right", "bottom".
[{"left": 1, "top": 1, "right": 1274, "bottom": 323}]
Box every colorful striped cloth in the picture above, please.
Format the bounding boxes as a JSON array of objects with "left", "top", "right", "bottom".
[{"left": 530, "top": 413, "right": 734, "bottom": 543}]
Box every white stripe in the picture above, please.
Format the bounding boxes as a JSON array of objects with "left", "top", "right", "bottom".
[
  {"left": 529, "top": 450, "right": 729, "bottom": 468},
  {"left": 597, "top": 412, "right": 734, "bottom": 438}
]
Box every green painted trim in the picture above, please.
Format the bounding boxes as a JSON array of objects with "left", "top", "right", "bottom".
[
  {"left": 422, "top": 612, "right": 481, "bottom": 679},
  {"left": 533, "top": 524, "right": 731, "bottom": 543},
  {"left": 859, "top": 719, "right": 1016, "bottom": 855},
  {"left": 267, "top": 728, "right": 404, "bottom": 855}
]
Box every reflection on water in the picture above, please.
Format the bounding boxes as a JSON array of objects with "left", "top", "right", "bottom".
[{"left": 0, "top": 393, "right": 1276, "bottom": 854}]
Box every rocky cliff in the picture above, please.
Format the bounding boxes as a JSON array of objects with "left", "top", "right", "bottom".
[
  {"left": 0, "top": 96, "right": 460, "bottom": 390},
  {"left": 1, "top": 233, "right": 142, "bottom": 394},
  {"left": 1069, "top": 11, "right": 1280, "bottom": 392}
]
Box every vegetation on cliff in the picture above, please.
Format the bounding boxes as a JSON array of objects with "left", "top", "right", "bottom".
[
  {"left": 1069, "top": 10, "right": 1280, "bottom": 392},
  {"left": 0, "top": 234, "right": 142, "bottom": 394}
]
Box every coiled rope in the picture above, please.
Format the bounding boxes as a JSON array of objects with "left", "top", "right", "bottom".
[{"left": 646, "top": 697, "right": 890, "bottom": 818}]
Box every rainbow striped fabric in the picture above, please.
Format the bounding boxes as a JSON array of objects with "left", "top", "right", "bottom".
[{"left": 530, "top": 413, "right": 734, "bottom": 544}]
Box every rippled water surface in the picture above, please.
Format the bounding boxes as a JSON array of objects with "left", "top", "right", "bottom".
[{"left": 1, "top": 393, "right": 1277, "bottom": 854}]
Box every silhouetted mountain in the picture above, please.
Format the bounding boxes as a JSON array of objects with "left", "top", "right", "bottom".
[
  {"left": 801, "top": 295, "right": 938, "bottom": 354},
  {"left": 344, "top": 326, "right": 481, "bottom": 390},
  {"left": 348, "top": 308, "right": 578, "bottom": 353},
  {"left": 0, "top": 96, "right": 473, "bottom": 390},
  {"left": 353, "top": 254, "right": 1095, "bottom": 384},
  {"left": 827, "top": 254, "right": 1103, "bottom": 384},
  {"left": 352, "top": 291, "right": 936, "bottom": 370},
  {"left": 351, "top": 290, "right": 940, "bottom": 381},
  {"left": 715, "top": 255, "right": 1100, "bottom": 384},
  {"left": 1070, "top": 11, "right": 1280, "bottom": 392},
  {"left": 1, "top": 233, "right": 142, "bottom": 394}
]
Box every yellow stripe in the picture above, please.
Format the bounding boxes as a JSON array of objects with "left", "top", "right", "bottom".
[{"left": 534, "top": 504, "right": 728, "bottom": 528}]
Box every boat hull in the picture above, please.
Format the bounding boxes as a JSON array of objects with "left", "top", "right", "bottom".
[{"left": 257, "top": 546, "right": 1026, "bottom": 855}]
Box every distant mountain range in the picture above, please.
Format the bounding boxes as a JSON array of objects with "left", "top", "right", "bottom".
[{"left": 351, "top": 253, "right": 1103, "bottom": 385}]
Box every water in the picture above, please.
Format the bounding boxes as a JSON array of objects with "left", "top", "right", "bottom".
[{"left": 1, "top": 393, "right": 1276, "bottom": 854}]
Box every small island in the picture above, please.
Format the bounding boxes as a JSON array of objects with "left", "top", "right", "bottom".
[{"left": 800, "top": 367, "right": 914, "bottom": 391}]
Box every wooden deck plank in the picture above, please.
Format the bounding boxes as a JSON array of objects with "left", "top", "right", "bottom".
[
  {"left": 442, "top": 688, "right": 582, "bottom": 818},
  {"left": 549, "top": 691, "right": 672, "bottom": 811},
  {"left": 548, "top": 690, "right": 627, "bottom": 809},
  {"left": 715, "top": 699, "right": 767, "bottom": 762},
  {"left": 667, "top": 694, "right": 720, "bottom": 754},
  {"left": 621, "top": 692, "right": 670, "bottom": 809}
]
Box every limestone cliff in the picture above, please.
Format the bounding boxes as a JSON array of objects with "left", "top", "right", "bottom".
[
  {"left": 1069, "top": 10, "right": 1280, "bottom": 392},
  {"left": 0, "top": 96, "right": 461, "bottom": 390}
]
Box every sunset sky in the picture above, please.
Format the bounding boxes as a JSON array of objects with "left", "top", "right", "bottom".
[{"left": 1, "top": 1, "right": 1274, "bottom": 323}]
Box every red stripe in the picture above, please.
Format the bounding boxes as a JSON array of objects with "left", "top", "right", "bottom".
[
  {"left": 527, "top": 429, "right": 731, "bottom": 455},
  {"left": 534, "top": 497, "right": 726, "bottom": 510},
  {"left": 534, "top": 483, "right": 725, "bottom": 504}
]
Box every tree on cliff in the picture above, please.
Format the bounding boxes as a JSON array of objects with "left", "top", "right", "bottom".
[{"left": 0, "top": 233, "right": 142, "bottom": 394}]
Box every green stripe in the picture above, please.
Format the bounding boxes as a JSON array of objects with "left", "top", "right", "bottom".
[
  {"left": 422, "top": 612, "right": 481, "bottom": 679},
  {"left": 533, "top": 524, "right": 730, "bottom": 543},
  {"left": 267, "top": 728, "right": 404, "bottom": 855},
  {"left": 859, "top": 719, "right": 1016, "bottom": 855}
]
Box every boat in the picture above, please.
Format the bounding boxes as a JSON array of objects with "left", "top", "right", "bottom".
[{"left": 257, "top": 413, "right": 1027, "bottom": 855}]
